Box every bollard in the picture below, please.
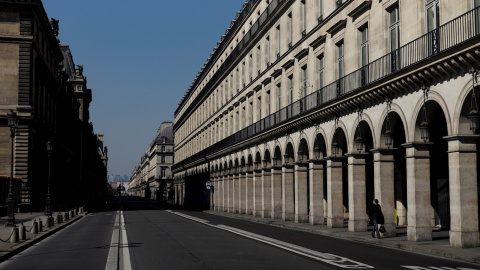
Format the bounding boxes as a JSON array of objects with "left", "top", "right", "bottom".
[
  {"left": 57, "top": 213, "right": 62, "bottom": 224},
  {"left": 38, "top": 220, "right": 43, "bottom": 232},
  {"left": 33, "top": 220, "right": 38, "bottom": 234},
  {"left": 10, "top": 227, "right": 19, "bottom": 243},
  {"left": 19, "top": 224, "right": 26, "bottom": 240},
  {"left": 46, "top": 217, "right": 51, "bottom": 228},
  {"left": 65, "top": 212, "right": 69, "bottom": 221}
]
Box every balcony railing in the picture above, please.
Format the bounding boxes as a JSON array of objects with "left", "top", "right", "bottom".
[{"left": 173, "top": 7, "right": 480, "bottom": 171}]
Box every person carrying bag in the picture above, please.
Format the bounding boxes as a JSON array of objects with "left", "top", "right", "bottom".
[{"left": 372, "top": 199, "right": 385, "bottom": 239}]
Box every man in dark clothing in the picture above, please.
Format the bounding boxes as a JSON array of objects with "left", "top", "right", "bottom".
[{"left": 372, "top": 199, "right": 384, "bottom": 239}]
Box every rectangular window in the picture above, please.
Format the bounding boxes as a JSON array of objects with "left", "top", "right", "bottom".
[
  {"left": 288, "top": 13, "right": 293, "bottom": 47},
  {"left": 249, "top": 54, "right": 253, "bottom": 81},
  {"left": 266, "top": 36, "right": 270, "bottom": 65},
  {"left": 276, "top": 25, "right": 281, "bottom": 58},
  {"left": 161, "top": 146, "right": 166, "bottom": 152},
  {"left": 318, "top": 0, "right": 323, "bottom": 21},
  {"left": 337, "top": 42, "right": 344, "bottom": 79},
  {"left": 302, "top": 66, "right": 308, "bottom": 97},
  {"left": 267, "top": 91, "right": 271, "bottom": 115},
  {"left": 250, "top": 101, "right": 254, "bottom": 125},
  {"left": 317, "top": 55, "right": 324, "bottom": 90},
  {"left": 301, "top": 0, "right": 306, "bottom": 35},
  {"left": 277, "top": 83, "right": 281, "bottom": 111},
  {"left": 389, "top": 5, "right": 400, "bottom": 72},
  {"left": 360, "top": 27, "right": 369, "bottom": 67},
  {"left": 258, "top": 96, "right": 262, "bottom": 120},
  {"left": 161, "top": 168, "right": 166, "bottom": 178},
  {"left": 426, "top": 0, "right": 439, "bottom": 56},
  {"left": 161, "top": 156, "right": 166, "bottom": 163},
  {"left": 289, "top": 76, "right": 293, "bottom": 104},
  {"left": 257, "top": 46, "right": 261, "bottom": 74}
]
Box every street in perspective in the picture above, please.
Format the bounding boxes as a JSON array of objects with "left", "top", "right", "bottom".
[{"left": 1, "top": 0, "right": 480, "bottom": 269}]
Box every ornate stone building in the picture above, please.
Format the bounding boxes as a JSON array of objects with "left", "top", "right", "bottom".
[
  {"left": 173, "top": 0, "right": 480, "bottom": 247},
  {"left": 0, "top": 0, "right": 107, "bottom": 211},
  {"left": 128, "top": 121, "right": 174, "bottom": 201}
]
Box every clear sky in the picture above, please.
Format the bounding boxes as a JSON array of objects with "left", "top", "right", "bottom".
[{"left": 41, "top": 0, "right": 244, "bottom": 176}]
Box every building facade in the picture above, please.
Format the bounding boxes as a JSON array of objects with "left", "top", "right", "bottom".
[
  {"left": 173, "top": 0, "right": 480, "bottom": 248},
  {"left": 129, "top": 121, "right": 174, "bottom": 202},
  {"left": 0, "top": 0, "right": 107, "bottom": 211}
]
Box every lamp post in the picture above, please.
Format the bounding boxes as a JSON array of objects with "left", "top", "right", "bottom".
[
  {"left": 468, "top": 68, "right": 479, "bottom": 133},
  {"left": 45, "top": 140, "right": 54, "bottom": 218},
  {"left": 384, "top": 99, "right": 393, "bottom": 148},
  {"left": 6, "top": 110, "right": 19, "bottom": 227},
  {"left": 297, "top": 149, "right": 304, "bottom": 162}
]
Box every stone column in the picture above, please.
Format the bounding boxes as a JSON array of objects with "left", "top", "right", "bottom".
[
  {"left": 372, "top": 149, "right": 397, "bottom": 237},
  {"left": 211, "top": 178, "right": 216, "bottom": 210},
  {"left": 326, "top": 156, "right": 344, "bottom": 228},
  {"left": 295, "top": 162, "right": 309, "bottom": 223},
  {"left": 225, "top": 174, "right": 230, "bottom": 212},
  {"left": 403, "top": 143, "right": 433, "bottom": 242},
  {"left": 228, "top": 174, "right": 234, "bottom": 213},
  {"left": 282, "top": 164, "right": 295, "bottom": 221},
  {"left": 444, "top": 135, "right": 480, "bottom": 248},
  {"left": 233, "top": 173, "right": 239, "bottom": 213},
  {"left": 221, "top": 175, "right": 225, "bottom": 212},
  {"left": 271, "top": 166, "right": 283, "bottom": 219},
  {"left": 309, "top": 160, "right": 325, "bottom": 225},
  {"left": 253, "top": 168, "right": 263, "bottom": 217},
  {"left": 239, "top": 172, "right": 246, "bottom": 214},
  {"left": 262, "top": 167, "right": 272, "bottom": 218},
  {"left": 346, "top": 153, "right": 368, "bottom": 232},
  {"left": 246, "top": 170, "right": 254, "bottom": 215}
]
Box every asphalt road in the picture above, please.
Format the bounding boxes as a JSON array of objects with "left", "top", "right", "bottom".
[
  {"left": 0, "top": 211, "right": 116, "bottom": 270},
  {"left": 0, "top": 197, "right": 478, "bottom": 270}
]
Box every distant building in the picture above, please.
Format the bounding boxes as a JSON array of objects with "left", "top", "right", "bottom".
[{"left": 129, "top": 121, "right": 174, "bottom": 201}]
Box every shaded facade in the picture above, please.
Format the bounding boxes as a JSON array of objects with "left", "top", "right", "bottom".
[
  {"left": 173, "top": 0, "right": 480, "bottom": 248},
  {"left": 0, "top": 0, "right": 107, "bottom": 212}
]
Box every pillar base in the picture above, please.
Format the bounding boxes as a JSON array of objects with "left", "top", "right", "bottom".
[
  {"left": 407, "top": 226, "right": 432, "bottom": 242},
  {"left": 327, "top": 217, "right": 344, "bottom": 228},
  {"left": 283, "top": 213, "right": 294, "bottom": 221},
  {"left": 272, "top": 211, "right": 282, "bottom": 219},
  {"left": 310, "top": 215, "right": 323, "bottom": 225},
  {"left": 450, "top": 230, "right": 480, "bottom": 248},
  {"left": 348, "top": 219, "right": 367, "bottom": 232},
  {"left": 295, "top": 214, "right": 309, "bottom": 223},
  {"left": 262, "top": 210, "right": 271, "bottom": 219}
]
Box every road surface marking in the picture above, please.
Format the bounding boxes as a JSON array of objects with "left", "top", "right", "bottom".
[
  {"left": 167, "top": 211, "right": 373, "bottom": 269},
  {"left": 120, "top": 211, "right": 132, "bottom": 270},
  {"left": 105, "top": 211, "right": 120, "bottom": 270}
]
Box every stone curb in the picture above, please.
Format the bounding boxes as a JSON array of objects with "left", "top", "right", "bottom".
[
  {"left": 204, "top": 210, "right": 480, "bottom": 265},
  {"left": 0, "top": 213, "right": 87, "bottom": 263}
]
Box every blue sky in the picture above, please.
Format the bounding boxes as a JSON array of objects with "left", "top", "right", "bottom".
[{"left": 42, "top": 1, "right": 243, "bottom": 176}]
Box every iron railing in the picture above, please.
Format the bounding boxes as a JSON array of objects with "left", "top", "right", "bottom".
[{"left": 173, "top": 7, "right": 480, "bottom": 171}]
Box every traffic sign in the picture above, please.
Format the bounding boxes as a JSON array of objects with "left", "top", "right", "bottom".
[{"left": 206, "top": 181, "right": 211, "bottom": 189}]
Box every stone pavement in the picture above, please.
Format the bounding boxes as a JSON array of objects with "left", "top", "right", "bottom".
[
  {"left": 204, "top": 210, "right": 480, "bottom": 265},
  {"left": 0, "top": 209, "right": 85, "bottom": 262}
]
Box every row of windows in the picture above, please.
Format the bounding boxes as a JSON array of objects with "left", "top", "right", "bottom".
[{"left": 177, "top": 0, "right": 458, "bottom": 162}]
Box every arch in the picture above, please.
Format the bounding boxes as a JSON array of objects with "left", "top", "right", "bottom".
[
  {"left": 409, "top": 90, "right": 452, "bottom": 141},
  {"left": 296, "top": 130, "right": 311, "bottom": 159},
  {"left": 312, "top": 126, "right": 327, "bottom": 158},
  {"left": 298, "top": 138, "right": 310, "bottom": 161},
  {"left": 264, "top": 148, "right": 272, "bottom": 167},
  {"left": 273, "top": 145, "right": 282, "bottom": 165},
  {"left": 329, "top": 120, "right": 348, "bottom": 156},
  {"left": 455, "top": 80, "right": 480, "bottom": 134},
  {"left": 350, "top": 112, "right": 376, "bottom": 152},
  {"left": 284, "top": 142, "right": 295, "bottom": 164}
]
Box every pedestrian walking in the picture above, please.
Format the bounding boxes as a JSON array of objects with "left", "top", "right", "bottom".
[{"left": 371, "top": 199, "right": 385, "bottom": 239}]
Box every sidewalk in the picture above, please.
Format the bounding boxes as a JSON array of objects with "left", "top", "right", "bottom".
[
  {"left": 204, "top": 210, "right": 480, "bottom": 265},
  {"left": 0, "top": 210, "right": 85, "bottom": 262}
]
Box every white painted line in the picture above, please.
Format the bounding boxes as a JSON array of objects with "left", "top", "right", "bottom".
[
  {"left": 167, "top": 211, "right": 373, "bottom": 269},
  {"left": 105, "top": 211, "right": 120, "bottom": 270},
  {"left": 120, "top": 211, "right": 132, "bottom": 270}
]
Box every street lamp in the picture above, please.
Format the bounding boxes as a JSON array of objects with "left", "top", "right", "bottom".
[
  {"left": 262, "top": 159, "right": 268, "bottom": 168},
  {"left": 45, "top": 140, "right": 54, "bottom": 218},
  {"left": 6, "top": 110, "right": 19, "bottom": 227},
  {"left": 272, "top": 156, "right": 278, "bottom": 167},
  {"left": 384, "top": 99, "right": 393, "bottom": 148},
  {"left": 283, "top": 153, "right": 290, "bottom": 164},
  {"left": 468, "top": 69, "right": 479, "bottom": 134},
  {"left": 297, "top": 149, "right": 304, "bottom": 162},
  {"left": 314, "top": 145, "right": 320, "bottom": 159},
  {"left": 420, "top": 86, "right": 430, "bottom": 142}
]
